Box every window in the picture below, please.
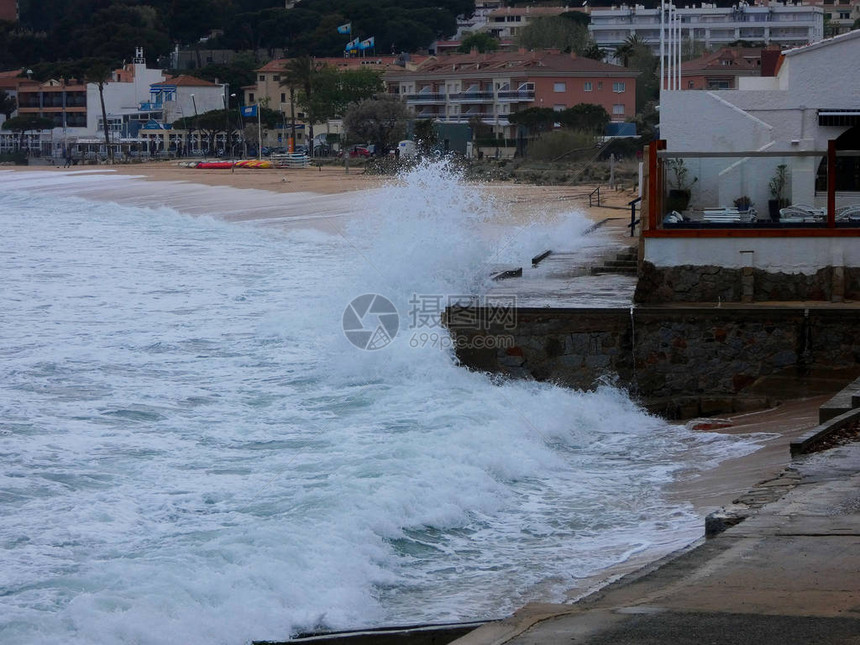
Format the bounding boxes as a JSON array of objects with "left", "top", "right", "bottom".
[
  {"left": 553, "top": 82, "right": 566, "bottom": 92},
  {"left": 598, "top": 82, "right": 603, "bottom": 90},
  {"left": 273, "top": 75, "right": 280, "bottom": 81},
  {"left": 554, "top": 104, "right": 565, "bottom": 111},
  {"left": 249, "top": 93, "right": 255, "bottom": 102},
  {"left": 281, "top": 93, "right": 286, "bottom": 103},
  {"left": 688, "top": 80, "right": 695, "bottom": 89},
  {"left": 613, "top": 81, "right": 626, "bottom": 93},
  {"left": 613, "top": 104, "right": 625, "bottom": 115},
  {"left": 584, "top": 81, "right": 593, "bottom": 92},
  {"left": 258, "top": 74, "right": 265, "bottom": 81}
]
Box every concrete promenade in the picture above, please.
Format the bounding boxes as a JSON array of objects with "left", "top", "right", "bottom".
[{"left": 454, "top": 436, "right": 860, "bottom": 644}]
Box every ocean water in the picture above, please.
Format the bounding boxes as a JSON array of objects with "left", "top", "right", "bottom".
[{"left": 0, "top": 165, "right": 762, "bottom": 644}]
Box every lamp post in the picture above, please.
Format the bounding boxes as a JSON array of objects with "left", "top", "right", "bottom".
[
  {"left": 230, "top": 93, "right": 238, "bottom": 157},
  {"left": 190, "top": 93, "right": 199, "bottom": 155},
  {"left": 223, "top": 83, "right": 229, "bottom": 157}
]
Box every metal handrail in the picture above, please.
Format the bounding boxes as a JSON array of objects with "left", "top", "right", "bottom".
[
  {"left": 628, "top": 196, "right": 642, "bottom": 237},
  {"left": 589, "top": 186, "right": 600, "bottom": 207}
]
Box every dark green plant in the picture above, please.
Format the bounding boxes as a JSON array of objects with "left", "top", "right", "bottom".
[
  {"left": 665, "top": 158, "right": 697, "bottom": 192},
  {"left": 769, "top": 163, "right": 789, "bottom": 205},
  {"left": 733, "top": 195, "right": 753, "bottom": 210}
]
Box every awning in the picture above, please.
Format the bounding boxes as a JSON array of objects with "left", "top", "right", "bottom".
[{"left": 818, "top": 110, "right": 860, "bottom": 127}]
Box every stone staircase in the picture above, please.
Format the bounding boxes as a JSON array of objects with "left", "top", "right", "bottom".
[{"left": 590, "top": 245, "right": 638, "bottom": 276}]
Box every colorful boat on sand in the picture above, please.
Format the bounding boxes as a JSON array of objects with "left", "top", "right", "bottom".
[{"left": 191, "top": 160, "right": 274, "bottom": 169}]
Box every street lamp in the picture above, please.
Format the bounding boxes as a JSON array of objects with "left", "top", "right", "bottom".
[
  {"left": 222, "top": 83, "right": 229, "bottom": 158},
  {"left": 230, "top": 93, "right": 238, "bottom": 157},
  {"left": 190, "top": 93, "right": 199, "bottom": 155}
]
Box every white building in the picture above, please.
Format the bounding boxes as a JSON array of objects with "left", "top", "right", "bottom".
[
  {"left": 1, "top": 48, "right": 225, "bottom": 159},
  {"left": 589, "top": 2, "right": 824, "bottom": 56},
  {"left": 660, "top": 29, "right": 860, "bottom": 210},
  {"left": 485, "top": 5, "right": 576, "bottom": 40},
  {"left": 637, "top": 30, "right": 860, "bottom": 305}
]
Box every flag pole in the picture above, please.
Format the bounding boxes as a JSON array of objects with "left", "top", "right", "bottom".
[{"left": 257, "top": 104, "right": 262, "bottom": 160}]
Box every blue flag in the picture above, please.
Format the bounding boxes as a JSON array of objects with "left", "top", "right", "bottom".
[
  {"left": 345, "top": 37, "right": 360, "bottom": 51},
  {"left": 337, "top": 22, "right": 351, "bottom": 35},
  {"left": 241, "top": 105, "right": 258, "bottom": 118},
  {"left": 359, "top": 36, "right": 375, "bottom": 50}
]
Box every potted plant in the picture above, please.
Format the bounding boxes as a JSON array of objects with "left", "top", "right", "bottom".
[
  {"left": 768, "top": 163, "right": 789, "bottom": 221},
  {"left": 733, "top": 195, "right": 753, "bottom": 212},
  {"left": 664, "top": 158, "right": 697, "bottom": 213}
]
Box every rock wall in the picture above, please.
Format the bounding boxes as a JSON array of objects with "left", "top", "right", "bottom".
[
  {"left": 634, "top": 262, "right": 860, "bottom": 304},
  {"left": 449, "top": 306, "right": 860, "bottom": 418}
]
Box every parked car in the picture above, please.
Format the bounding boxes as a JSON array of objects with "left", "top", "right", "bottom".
[{"left": 338, "top": 145, "right": 371, "bottom": 158}]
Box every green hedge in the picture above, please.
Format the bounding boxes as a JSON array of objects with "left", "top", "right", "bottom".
[{"left": 0, "top": 151, "right": 28, "bottom": 165}]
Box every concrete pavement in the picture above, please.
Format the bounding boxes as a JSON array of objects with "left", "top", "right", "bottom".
[{"left": 452, "top": 438, "right": 860, "bottom": 645}]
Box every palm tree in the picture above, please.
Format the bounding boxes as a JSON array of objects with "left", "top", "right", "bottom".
[
  {"left": 614, "top": 34, "right": 645, "bottom": 67},
  {"left": 282, "top": 56, "right": 317, "bottom": 155},
  {"left": 86, "top": 61, "right": 115, "bottom": 164}
]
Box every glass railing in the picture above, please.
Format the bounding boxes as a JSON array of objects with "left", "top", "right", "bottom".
[
  {"left": 404, "top": 93, "right": 446, "bottom": 102},
  {"left": 656, "top": 149, "right": 860, "bottom": 228},
  {"left": 497, "top": 90, "right": 534, "bottom": 101},
  {"left": 450, "top": 92, "right": 495, "bottom": 101}
]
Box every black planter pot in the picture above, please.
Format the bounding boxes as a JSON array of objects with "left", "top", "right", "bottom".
[
  {"left": 768, "top": 199, "right": 780, "bottom": 222},
  {"left": 666, "top": 189, "right": 691, "bottom": 213}
]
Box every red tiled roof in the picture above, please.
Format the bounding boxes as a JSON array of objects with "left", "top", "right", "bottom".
[
  {"left": 160, "top": 75, "right": 219, "bottom": 87},
  {"left": 257, "top": 55, "right": 431, "bottom": 74},
  {"left": 394, "top": 50, "right": 635, "bottom": 77},
  {"left": 0, "top": 69, "right": 23, "bottom": 90},
  {"left": 681, "top": 47, "right": 765, "bottom": 74}
]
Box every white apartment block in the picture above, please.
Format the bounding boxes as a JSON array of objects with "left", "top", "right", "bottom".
[{"left": 589, "top": 2, "right": 824, "bottom": 54}]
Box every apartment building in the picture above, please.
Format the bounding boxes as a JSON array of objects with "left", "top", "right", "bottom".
[
  {"left": 245, "top": 56, "right": 425, "bottom": 147},
  {"left": 485, "top": 5, "right": 580, "bottom": 40},
  {"left": 589, "top": 2, "right": 824, "bottom": 55},
  {"left": 385, "top": 50, "right": 638, "bottom": 138},
  {"left": 810, "top": 0, "right": 860, "bottom": 35}
]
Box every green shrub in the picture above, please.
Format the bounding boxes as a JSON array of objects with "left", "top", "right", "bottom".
[
  {"left": 525, "top": 130, "right": 597, "bottom": 162},
  {"left": 0, "top": 151, "right": 28, "bottom": 165}
]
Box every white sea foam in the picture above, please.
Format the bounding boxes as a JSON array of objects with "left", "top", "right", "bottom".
[{"left": 0, "top": 165, "right": 765, "bottom": 644}]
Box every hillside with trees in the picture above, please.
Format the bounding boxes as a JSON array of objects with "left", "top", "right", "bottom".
[{"left": 1, "top": 0, "right": 475, "bottom": 69}]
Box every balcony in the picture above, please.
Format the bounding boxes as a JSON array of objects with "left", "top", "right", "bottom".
[
  {"left": 497, "top": 90, "right": 535, "bottom": 102},
  {"left": 139, "top": 101, "right": 164, "bottom": 111},
  {"left": 404, "top": 93, "right": 446, "bottom": 104},
  {"left": 450, "top": 91, "right": 495, "bottom": 102}
]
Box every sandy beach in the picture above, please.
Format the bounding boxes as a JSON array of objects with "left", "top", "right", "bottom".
[{"left": 8, "top": 161, "right": 639, "bottom": 231}]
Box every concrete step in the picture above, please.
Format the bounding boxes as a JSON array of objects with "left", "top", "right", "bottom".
[
  {"left": 818, "top": 375, "right": 860, "bottom": 422},
  {"left": 590, "top": 266, "right": 638, "bottom": 275},
  {"left": 604, "top": 260, "right": 638, "bottom": 268}
]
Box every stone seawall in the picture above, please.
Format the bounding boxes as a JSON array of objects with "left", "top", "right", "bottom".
[
  {"left": 448, "top": 306, "right": 860, "bottom": 418},
  {"left": 635, "top": 262, "right": 860, "bottom": 304}
]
